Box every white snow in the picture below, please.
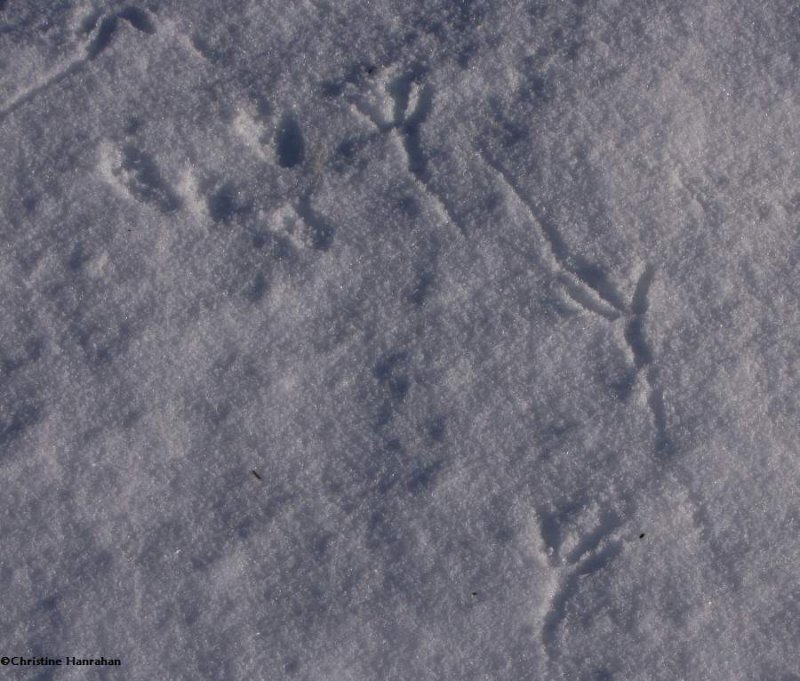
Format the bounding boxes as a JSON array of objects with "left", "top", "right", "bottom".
[{"left": 1, "top": 1, "right": 800, "bottom": 679}]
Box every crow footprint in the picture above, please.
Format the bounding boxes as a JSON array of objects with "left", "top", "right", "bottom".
[
  {"left": 349, "top": 70, "right": 466, "bottom": 236},
  {"left": 539, "top": 502, "right": 624, "bottom": 659},
  {"left": 476, "top": 149, "right": 670, "bottom": 451}
]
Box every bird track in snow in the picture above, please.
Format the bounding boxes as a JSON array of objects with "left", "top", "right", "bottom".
[
  {"left": 349, "top": 72, "right": 468, "bottom": 238},
  {"left": 536, "top": 504, "right": 624, "bottom": 663},
  {"left": 474, "top": 146, "right": 671, "bottom": 454}
]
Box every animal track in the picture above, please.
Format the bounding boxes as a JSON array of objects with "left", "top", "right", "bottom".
[
  {"left": 206, "top": 181, "right": 248, "bottom": 224},
  {"left": 625, "top": 266, "right": 671, "bottom": 453},
  {"left": 275, "top": 112, "right": 305, "bottom": 168},
  {"left": 391, "top": 75, "right": 433, "bottom": 179},
  {"left": 476, "top": 147, "right": 626, "bottom": 316},
  {"left": 348, "top": 70, "right": 466, "bottom": 237},
  {"left": 264, "top": 198, "right": 335, "bottom": 253},
  {"left": 99, "top": 143, "right": 182, "bottom": 214},
  {"left": 294, "top": 194, "right": 336, "bottom": 251},
  {"left": 115, "top": 145, "right": 182, "bottom": 213},
  {"left": 86, "top": 15, "right": 118, "bottom": 59},
  {"left": 245, "top": 272, "right": 267, "bottom": 303},
  {"left": 538, "top": 503, "right": 623, "bottom": 661},
  {"left": 475, "top": 148, "right": 670, "bottom": 453},
  {"left": 474, "top": 146, "right": 680, "bottom": 659}
]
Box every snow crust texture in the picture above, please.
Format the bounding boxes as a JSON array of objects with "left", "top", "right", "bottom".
[{"left": 2, "top": 1, "right": 800, "bottom": 679}]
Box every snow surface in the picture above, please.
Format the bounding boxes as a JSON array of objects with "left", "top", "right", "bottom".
[{"left": 2, "top": 1, "right": 800, "bottom": 679}]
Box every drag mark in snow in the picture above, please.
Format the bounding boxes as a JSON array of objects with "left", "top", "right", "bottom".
[
  {"left": 0, "top": 7, "right": 156, "bottom": 123},
  {"left": 0, "top": 58, "right": 87, "bottom": 123}
]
